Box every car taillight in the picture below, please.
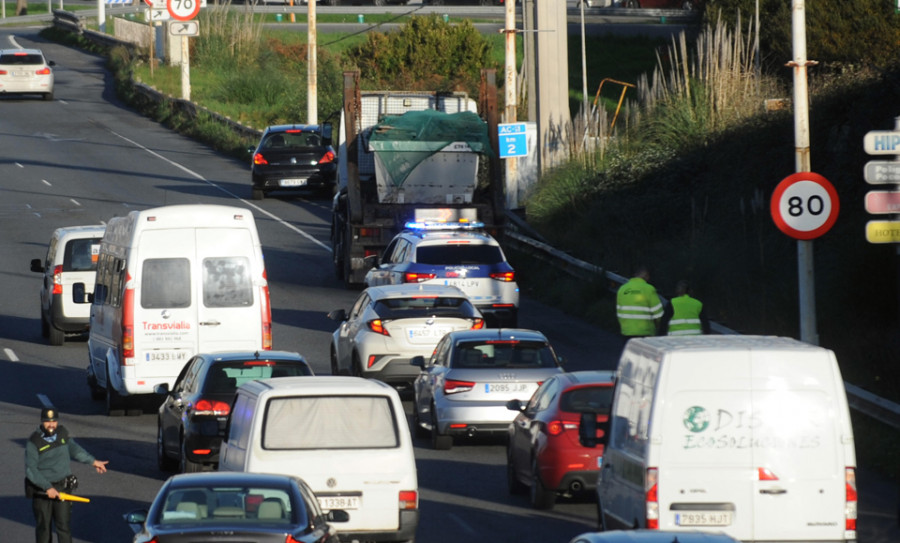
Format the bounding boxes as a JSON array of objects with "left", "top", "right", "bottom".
[
  {"left": 318, "top": 150, "right": 335, "bottom": 164},
  {"left": 358, "top": 227, "right": 380, "bottom": 238},
  {"left": 122, "top": 284, "right": 134, "bottom": 361},
  {"left": 368, "top": 319, "right": 390, "bottom": 336},
  {"left": 0, "top": 70, "right": 7, "bottom": 75},
  {"left": 253, "top": 153, "right": 268, "bottom": 165},
  {"left": 470, "top": 318, "right": 485, "bottom": 330},
  {"left": 443, "top": 379, "right": 474, "bottom": 395},
  {"left": 645, "top": 467, "right": 659, "bottom": 529},
  {"left": 193, "top": 399, "right": 231, "bottom": 416},
  {"left": 845, "top": 467, "right": 857, "bottom": 532},
  {"left": 261, "top": 271, "right": 272, "bottom": 350},
  {"left": 490, "top": 271, "right": 516, "bottom": 282},
  {"left": 35, "top": 67, "right": 51, "bottom": 75},
  {"left": 51, "top": 265, "right": 63, "bottom": 295},
  {"left": 547, "top": 421, "right": 564, "bottom": 436},
  {"left": 286, "top": 535, "right": 303, "bottom": 543},
  {"left": 404, "top": 272, "right": 436, "bottom": 283},
  {"left": 398, "top": 490, "right": 418, "bottom": 510}
]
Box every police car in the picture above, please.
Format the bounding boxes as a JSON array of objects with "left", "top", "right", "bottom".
[{"left": 364, "top": 221, "right": 519, "bottom": 327}]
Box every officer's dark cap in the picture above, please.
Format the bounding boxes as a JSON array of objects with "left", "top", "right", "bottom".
[{"left": 41, "top": 408, "right": 59, "bottom": 422}]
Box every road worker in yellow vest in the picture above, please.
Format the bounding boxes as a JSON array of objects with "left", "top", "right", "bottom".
[
  {"left": 616, "top": 265, "right": 664, "bottom": 337},
  {"left": 662, "top": 280, "right": 711, "bottom": 335}
]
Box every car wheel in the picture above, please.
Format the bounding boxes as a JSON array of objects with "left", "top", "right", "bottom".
[
  {"left": 252, "top": 187, "right": 264, "bottom": 200},
  {"left": 351, "top": 354, "right": 363, "bottom": 378},
  {"left": 412, "top": 404, "right": 428, "bottom": 439},
  {"left": 430, "top": 404, "right": 453, "bottom": 450},
  {"left": 43, "top": 92, "right": 53, "bottom": 101},
  {"left": 40, "top": 310, "right": 49, "bottom": 338},
  {"left": 105, "top": 374, "right": 125, "bottom": 417},
  {"left": 506, "top": 446, "right": 527, "bottom": 495},
  {"left": 529, "top": 458, "right": 556, "bottom": 510},
  {"left": 330, "top": 346, "right": 343, "bottom": 376},
  {"left": 48, "top": 324, "right": 64, "bottom": 346},
  {"left": 157, "top": 424, "right": 178, "bottom": 472},
  {"left": 180, "top": 437, "right": 203, "bottom": 473}
]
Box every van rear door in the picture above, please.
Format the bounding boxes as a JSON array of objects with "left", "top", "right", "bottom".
[{"left": 195, "top": 228, "right": 263, "bottom": 351}]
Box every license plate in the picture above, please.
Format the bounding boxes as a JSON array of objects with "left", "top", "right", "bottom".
[
  {"left": 675, "top": 511, "right": 733, "bottom": 526},
  {"left": 486, "top": 383, "right": 531, "bottom": 393},
  {"left": 408, "top": 327, "right": 451, "bottom": 339},
  {"left": 145, "top": 351, "right": 189, "bottom": 362},
  {"left": 279, "top": 178, "right": 307, "bottom": 186},
  {"left": 317, "top": 496, "right": 360, "bottom": 510},
  {"left": 12, "top": 70, "right": 28, "bottom": 77},
  {"left": 444, "top": 278, "right": 481, "bottom": 288}
]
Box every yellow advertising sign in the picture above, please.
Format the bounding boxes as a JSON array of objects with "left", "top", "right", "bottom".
[{"left": 866, "top": 221, "right": 900, "bottom": 243}]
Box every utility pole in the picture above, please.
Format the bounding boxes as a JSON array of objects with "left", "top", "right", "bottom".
[
  {"left": 503, "top": 0, "right": 517, "bottom": 209},
  {"left": 308, "top": 0, "right": 317, "bottom": 125}
]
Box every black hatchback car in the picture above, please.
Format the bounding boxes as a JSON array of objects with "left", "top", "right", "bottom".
[
  {"left": 250, "top": 124, "right": 336, "bottom": 200},
  {"left": 156, "top": 351, "right": 313, "bottom": 473}
]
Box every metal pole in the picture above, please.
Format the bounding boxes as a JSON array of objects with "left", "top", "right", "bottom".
[
  {"left": 503, "top": 0, "right": 517, "bottom": 209},
  {"left": 308, "top": 0, "right": 317, "bottom": 125},
  {"left": 580, "top": 0, "right": 587, "bottom": 118},
  {"left": 181, "top": 34, "right": 190, "bottom": 101},
  {"left": 790, "top": 0, "right": 817, "bottom": 344}
]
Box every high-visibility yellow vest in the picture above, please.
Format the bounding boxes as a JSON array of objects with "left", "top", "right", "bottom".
[
  {"left": 616, "top": 277, "right": 663, "bottom": 336},
  {"left": 668, "top": 294, "right": 704, "bottom": 335}
]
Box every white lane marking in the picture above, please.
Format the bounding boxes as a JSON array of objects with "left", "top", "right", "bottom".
[
  {"left": 42, "top": 180, "right": 51, "bottom": 186},
  {"left": 16, "top": 163, "right": 23, "bottom": 168},
  {"left": 70, "top": 199, "right": 81, "bottom": 206},
  {"left": 109, "top": 130, "right": 332, "bottom": 253},
  {"left": 4, "top": 348, "right": 19, "bottom": 362},
  {"left": 446, "top": 513, "right": 477, "bottom": 535}
]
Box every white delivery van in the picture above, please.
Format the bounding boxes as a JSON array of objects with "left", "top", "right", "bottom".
[
  {"left": 596, "top": 336, "right": 857, "bottom": 543},
  {"left": 86, "top": 204, "right": 272, "bottom": 416},
  {"left": 219, "top": 376, "right": 419, "bottom": 543}
]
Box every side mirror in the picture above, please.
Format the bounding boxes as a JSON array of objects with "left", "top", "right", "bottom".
[
  {"left": 327, "top": 309, "right": 347, "bottom": 322},
  {"left": 363, "top": 254, "right": 378, "bottom": 270},
  {"left": 557, "top": 355, "right": 565, "bottom": 368},
  {"left": 30, "top": 259, "right": 44, "bottom": 273},
  {"left": 326, "top": 509, "right": 350, "bottom": 523},
  {"left": 154, "top": 383, "right": 170, "bottom": 395},
  {"left": 123, "top": 509, "right": 147, "bottom": 534},
  {"left": 72, "top": 282, "right": 86, "bottom": 303},
  {"left": 322, "top": 122, "right": 333, "bottom": 146},
  {"left": 506, "top": 399, "right": 525, "bottom": 412},
  {"left": 578, "top": 412, "right": 608, "bottom": 448},
  {"left": 48, "top": 60, "right": 56, "bottom": 67},
  {"left": 411, "top": 355, "right": 425, "bottom": 368}
]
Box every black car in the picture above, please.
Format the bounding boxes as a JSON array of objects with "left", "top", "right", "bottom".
[
  {"left": 124, "top": 471, "right": 348, "bottom": 543},
  {"left": 156, "top": 350, "right": 313, "bottom": 473},
  {"left": 250, "top": 124, "right": 336, "bottom": 200}
]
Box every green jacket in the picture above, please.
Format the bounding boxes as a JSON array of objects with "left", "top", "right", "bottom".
[
  {"left": 667, "top": 294, "right": 705, "bottom": 335},
  {"left": 616, "top": 277, "right": 664, "bottom": 336},
  {"left": 25, "top": 425, "right": 95, "bottom": 491}
]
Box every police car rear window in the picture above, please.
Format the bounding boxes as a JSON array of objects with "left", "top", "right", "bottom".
[
  {"left": 374, "top": 297, "right": 478, "bottom": 320},
  {"left": 415, "top": 245, "right": 503, "bottom": 265}
]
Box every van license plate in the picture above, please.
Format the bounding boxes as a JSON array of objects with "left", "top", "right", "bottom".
[
  {"left": 317, "top": 496, "right": 360, "bottom": 510},
  {"left": 675, "top": 512, "right": 732, "bottom": 526},
  {"left": 280, "top": 178, "right": 307, "bottom": 187},
  {"left": 145, "top": 351, "right": 189, "bottom": 362}
]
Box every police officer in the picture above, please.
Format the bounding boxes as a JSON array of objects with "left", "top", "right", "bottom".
[
  {"left": 662, "top": 280, "right": 711, "bottom": 335},
  {"left": 616, "top": 265, "right": 664, "bottom": 338},
  {"left": 24, "top": 408, "right": 109, "bottom": 543}
]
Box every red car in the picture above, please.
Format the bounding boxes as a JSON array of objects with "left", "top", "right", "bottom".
[{"left": 506, "top": 370, "right": 615, "bottom": 510}]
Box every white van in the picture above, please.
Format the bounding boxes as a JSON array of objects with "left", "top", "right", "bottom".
[
  {"left": 596, "top": 335, "right": 857, "bottom": 543},
  {"left": 219, "top": 376, "right": 419, "bottom": 543},
  {"left": 86, "top": 204, "right": 272, "bottom": 416}
]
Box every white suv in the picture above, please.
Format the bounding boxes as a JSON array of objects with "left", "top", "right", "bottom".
[
  {"left": 364, "top": 221, "right": 520, "bottom": 327},
  {"left": 31, "top": 225, "right": 105, "bottom": 345}
]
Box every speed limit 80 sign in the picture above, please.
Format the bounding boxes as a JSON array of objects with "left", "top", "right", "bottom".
[{"left": 770, "top": 171, "right": 840, "bottom": 240}]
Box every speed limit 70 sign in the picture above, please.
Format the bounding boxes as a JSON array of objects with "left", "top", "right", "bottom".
[
  {"left": 167, "top": 0, "right": 201, "bottom": 21},
  {"left": 770, "top": 171, "right": 840, "bottom": 240}
]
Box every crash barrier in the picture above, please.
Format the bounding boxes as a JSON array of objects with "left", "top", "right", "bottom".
[{"left": 503, "top": 225, "right": 900, "bottom": 430}]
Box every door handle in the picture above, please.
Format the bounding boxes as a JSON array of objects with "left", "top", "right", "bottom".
[{"left": 759, "top": 488, "right": 787, "bottom": 495}]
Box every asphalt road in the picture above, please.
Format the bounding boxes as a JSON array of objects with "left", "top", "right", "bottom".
[{"left": 0, "top": 25, "right": 897, "bottom": 543}]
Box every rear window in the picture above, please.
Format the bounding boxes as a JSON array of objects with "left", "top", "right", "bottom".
[
  {"left": 158, "top": 485, "right": 301, "bottom": 525},
  {"left": 560, "top": 386, "right": 614, "bottom": 414},
  {"left": 62, "top": 238, "right": 101, "bottom": 272},
  {"left": 453, "top": 340, "right": 559, "bottom": 369},
  {"left": 0, "top": 53, "right": 44, "bottom": 65},
  {"left": 142, "top": 258, "right": 191, "bottom": 309},
  {"left": 262, "top": 131, "right": 322, "bottom": 150},
  {"left": 263, "top": 395, "right": 399, "bottom": 450},
  {"left": 205, "top": 361, "right": 313, "bottom": 393},
  {"left": 203, "top": 257, "right": 253, "bottom": 308},
  {"left": 415, "top": 244, "right": 504, "bottom": 265},
  {"left": 374, "top": 296, "right": 478, "bottom": 319}
]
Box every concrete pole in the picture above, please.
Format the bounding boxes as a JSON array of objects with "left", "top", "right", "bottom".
[
  {"left": 790, "top": 0, "right": 817, "bottom": 344},
  {"left": 98, "top": 0, "right": 105, "bottom": 33},
  {"left": 503, "top": 0, "right": 517, "bottom": 209},
  {"left": 308, "top": 1, "right": 318, "bottom": 125},
  {"left": 181, "top": 35, "right": 190, "bottom": 101}
]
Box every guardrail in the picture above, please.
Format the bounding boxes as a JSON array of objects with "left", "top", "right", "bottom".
[{"left": 503, "top": 222, "right": 900, "bottom": 429}]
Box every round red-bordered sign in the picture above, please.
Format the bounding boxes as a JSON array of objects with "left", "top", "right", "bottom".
[
  {"left": 167, "top": 0, "right": 201, "bottom": 21},
  {"left": 770, "top": 171, "right": 840, "bottom": 240}
]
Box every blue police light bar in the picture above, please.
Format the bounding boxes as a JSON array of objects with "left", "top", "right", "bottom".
[{"left": 404, "top": 220, "right": 485, "bottom": 231}]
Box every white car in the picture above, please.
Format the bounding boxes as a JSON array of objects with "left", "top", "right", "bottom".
[
  {"left": 328, "top": 284, "right": 485, "bottom": 386},
  {"left": 364, "top": 221, "right": 520, "bottom": 327},
  {"left": 31, "top": 225, "right": 106, "bottom": 345},
  {"left": 0, "top": 48, "right": 55, "bottom": 101}
]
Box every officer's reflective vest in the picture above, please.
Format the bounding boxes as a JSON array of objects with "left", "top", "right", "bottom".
[
  {"left": 668, "top": 295, "right": 703, "bottom": 335},
  {"left": 616, "top": 277, "right": 663, "bottom": 336}
]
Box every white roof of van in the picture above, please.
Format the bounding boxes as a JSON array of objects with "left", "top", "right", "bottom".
[
  {"left": 237, "top": 375, "right": 397, "bottom": 397},
  {"left": 629, "top": 335, "right": 825, "bottom": 353}
]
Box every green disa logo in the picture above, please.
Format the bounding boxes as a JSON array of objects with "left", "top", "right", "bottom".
[{"left": 682, "top": 406, "right": 710, "bottom": 433}]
